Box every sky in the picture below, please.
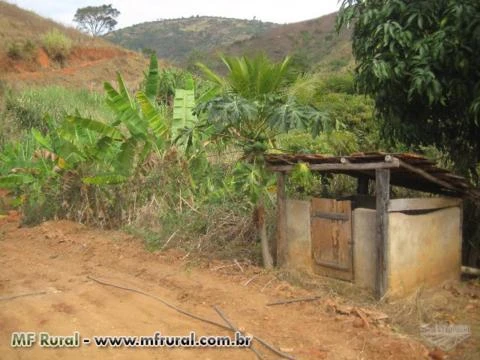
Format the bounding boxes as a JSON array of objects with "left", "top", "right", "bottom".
[{"left": 7, "top": 0, "right": 341, "bottom": 29}]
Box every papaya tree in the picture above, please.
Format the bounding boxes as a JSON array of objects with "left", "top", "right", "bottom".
[{"left": 195, "top": 54, "right": 330, "bottom": 268}]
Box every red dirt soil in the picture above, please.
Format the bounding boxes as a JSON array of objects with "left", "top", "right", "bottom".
[
  {"left": 0, "top": 219, "right": 434, "bottom": 360},
  {"left": 37, "top": 48, "right": 49, "bottom": 68},
  {"left": 1, "top": 46, "right": 147, "bottom": 91},
  {"left": 68, "top": 47, "right": 127, "bottom": 63}
]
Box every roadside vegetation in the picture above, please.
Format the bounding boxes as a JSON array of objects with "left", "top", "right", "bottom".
[{"left": 0, "top": 53, "right": 382, "bottom": 266}]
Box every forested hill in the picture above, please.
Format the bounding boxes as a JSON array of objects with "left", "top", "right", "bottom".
[
  {"left": 106, "top": 13, "right": 353, "bottom": 71},
  {"left": 105, "top": 16, "right": 278, "bottom": 64}
]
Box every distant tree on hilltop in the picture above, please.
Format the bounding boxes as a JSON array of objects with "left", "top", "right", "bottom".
[{"left": 73, "top": 4, "right": 120, "bottom": 36}]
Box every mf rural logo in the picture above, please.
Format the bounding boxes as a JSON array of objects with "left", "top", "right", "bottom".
[{"left": 420, "top": 324, "right": 471, "bottom": 351}]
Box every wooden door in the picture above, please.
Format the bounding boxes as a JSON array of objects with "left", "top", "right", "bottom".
[{"left": 311, "top": 198, "right": 353, "bottom": 281}]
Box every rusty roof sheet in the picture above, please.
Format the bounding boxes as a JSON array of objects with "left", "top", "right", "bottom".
[{"left": 265, "top": 152, "right": 480, "bottom": 199}]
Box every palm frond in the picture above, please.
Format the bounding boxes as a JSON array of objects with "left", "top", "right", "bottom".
[{"left": 196, "top": 62, "right": 225, "bottom": 88}]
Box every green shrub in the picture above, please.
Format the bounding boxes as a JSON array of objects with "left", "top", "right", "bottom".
[
  {"left": 318, "top": 73, "right": 355, "bottom": 94},
  {"left": 6, "top": 40, "right": 37, "bottom": 61},
  {"left": 23, "top": 40, "right": 37, "bottom": 60},
  {"left": 42, "top": 29, "right": 72, "bottom": 64},
  {"left": 324, "top": 58, "right": 350, "bottom": 71},
  {"left": 7, "top": 42, "right": 22, "bottom": 60},
  {"left": 141, "top": 47, "right": 156, "bottom": 57}
]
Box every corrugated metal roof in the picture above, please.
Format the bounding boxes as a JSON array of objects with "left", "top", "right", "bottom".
[{"left": 265, "top": 152, "right": 480, "bottom": 199}]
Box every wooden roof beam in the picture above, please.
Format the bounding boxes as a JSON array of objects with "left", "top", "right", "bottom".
[
  {"left": 268, "top": 157, "right": 400, "bottom": 172},
  {"left": 395, "top": 158, "right": 457, "bottom": 191}
]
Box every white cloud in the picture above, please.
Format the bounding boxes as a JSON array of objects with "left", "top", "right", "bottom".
[{"left": 7, "top": 0, "right": 340, "bottom": 29}]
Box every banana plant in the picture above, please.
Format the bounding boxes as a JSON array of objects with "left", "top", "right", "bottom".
[
  {"left": 69, "top": 55, "right": 171, "bottom": 183},
  {"left": 0, "top": 134, "right": 45, "bottom": 190},
  {"left": 18, "top": 63, "right": 169, "bottom": 187}
]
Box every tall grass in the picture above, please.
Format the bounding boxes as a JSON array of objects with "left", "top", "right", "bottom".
[
  {"left": 2, "top": 86, "right": 114, "bottom": 140},
  {"left": 41, "top": 29, "right": 72, "bottom": 64}
]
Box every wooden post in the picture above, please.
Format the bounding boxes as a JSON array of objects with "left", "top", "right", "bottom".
[
  {"left": 357, "top": 176, "right": 369, "bottom": 195},
  {"left": 375, "top": 169, "right": 390, "bottom": 299},
  {"left": 276, "top": 172, "right": 287, "bottom": 267}
]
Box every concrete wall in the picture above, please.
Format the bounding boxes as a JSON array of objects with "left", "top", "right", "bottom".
[
  {"left": 351, "top": 202, "right": 462, "bottom": 297},
  {"left": 282, "top": 197, "right": 462, "bottom": 299},
  {"left": 285, "top": 199, "right": 312, "bottom": 271},
  {"left": 352, "top": 208, "right": 376, "bottom": 291},
  {"left": 387, "top": 206, "right": 461, "bottom": 297}
]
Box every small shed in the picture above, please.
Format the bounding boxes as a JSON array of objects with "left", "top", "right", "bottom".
[{"left": 266, "top": 152, "right": 480, "bottom": 299}]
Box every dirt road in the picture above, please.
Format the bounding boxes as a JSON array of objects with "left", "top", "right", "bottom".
[{"left": 0, "top": 219, "right": 431, "bottom": 359}]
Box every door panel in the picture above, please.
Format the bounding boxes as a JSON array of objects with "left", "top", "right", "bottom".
[{"left": 311, "top": 198, "right": 353, "bottom": 281}]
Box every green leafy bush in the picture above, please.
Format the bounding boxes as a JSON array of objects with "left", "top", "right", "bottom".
[
  {"left": 23, "top": 40, "right": 37, "bottom": 60},
  {"left": 323, "top": 58, "right": 350, "bottom": 72},
  {"left": 317, "top": 73, "right": 355, "bottom": 94},
  {"left": 41, "top": 29, "right": 72, "bottom": 64}
]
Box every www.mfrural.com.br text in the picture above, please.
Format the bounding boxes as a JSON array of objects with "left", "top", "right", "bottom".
[{"left": 11, "top": 331, "right": 252, "bottom": 348}]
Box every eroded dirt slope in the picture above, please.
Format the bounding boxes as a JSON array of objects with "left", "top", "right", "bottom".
[{"left": 1, "top": 46, "right": 147, "bottom": 91}]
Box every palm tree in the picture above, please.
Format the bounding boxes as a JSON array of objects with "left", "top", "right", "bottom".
[{"left": 196, "top": 54, "right": 329, "bottom": 268}]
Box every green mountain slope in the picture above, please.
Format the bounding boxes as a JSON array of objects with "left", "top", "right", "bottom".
[
  {"left": 107, "top": 12, "right": 352, "bottom": 72},
  {"left": 105, "top": 16, "right": 278, "bottom": 65},
  {"left": 221, "top": 13, "right": 352, "bottom": 72}
]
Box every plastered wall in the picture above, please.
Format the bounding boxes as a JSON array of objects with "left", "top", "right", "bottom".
[
  {"left": 285, "top": 199, "right": 312, "bottom": 271},
  {"left": 283, "top": 198, "right": 462, "bottom": 298},
  {"left": 387, "top": 206, "right": 461, "bottom": 297}
]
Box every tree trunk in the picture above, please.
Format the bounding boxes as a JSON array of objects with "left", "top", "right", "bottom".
[{"left": 256, "top": 199, "right": 273, "bottom": 269}]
